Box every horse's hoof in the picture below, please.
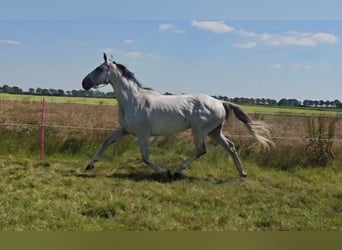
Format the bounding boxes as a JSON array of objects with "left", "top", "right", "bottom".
[
  {"left": 86, "top": 164, "right": 94, "bottom": 170},
  {"left": 159, "top": 169, "right": 172, "bottom": 182},
  {"left": 240, "top": 172, "right": 247, "bottom": 178},
  {"left": 163, "top": 169, "right": 172, "bottom": 179},
  {"left": 174, "top": 172, "right": 184, "bottom": 180}
]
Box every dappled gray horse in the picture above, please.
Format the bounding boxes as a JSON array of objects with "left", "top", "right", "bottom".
[{"left": 82, "top": 53, "right": 274, "bottom": 179}]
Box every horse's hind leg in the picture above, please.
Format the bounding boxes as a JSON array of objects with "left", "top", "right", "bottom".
[
  {"left": 210, "top": 127, "right": 247, "bottom": 178},
  {"left": 174, "top": 135, "right": 206, "bottom": 178},
  {"left": 85, "top": 127, "right": 127, "bottom": 170}
]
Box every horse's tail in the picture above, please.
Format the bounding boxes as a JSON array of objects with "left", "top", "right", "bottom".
[{"left": 223, "top": 102, "right": 275, "bottom": 149}]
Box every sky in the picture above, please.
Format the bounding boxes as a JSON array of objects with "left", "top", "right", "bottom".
[{"left": 1, "top": 0, "right": 342, "bottom": 101}]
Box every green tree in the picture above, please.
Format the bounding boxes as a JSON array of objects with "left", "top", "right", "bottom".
[{"left": 278, "top": 98, "right": 289, "bottom": 106}]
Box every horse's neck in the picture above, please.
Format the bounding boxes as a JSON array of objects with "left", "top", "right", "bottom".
[{"left": 111, "top": 78, "right": 141, "bottom": 109}]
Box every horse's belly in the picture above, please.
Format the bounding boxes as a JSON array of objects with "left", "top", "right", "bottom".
[{"left": 150, "top": 117, "right": 189, "bottom": 136}]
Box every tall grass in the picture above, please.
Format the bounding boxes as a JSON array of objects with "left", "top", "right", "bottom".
[
  {"left": 0, "top": 116, "right": 340, "bottom": 171},
  {"left": 305, "top": 116, "right": 336, "bottom": 167},
  {"left": 1, "top": 93, "right": 341, "bottom": 171},
  {"left": 236, "top": 116, "right": 339, "bottom": 171}
]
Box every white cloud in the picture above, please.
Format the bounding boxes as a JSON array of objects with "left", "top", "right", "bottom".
[
  {"left": 233, "top": 41, "right": 257, "bottom": 49},
  {"left": 191, "top": 20, "right": 234, "bottom": 33},
  {"left": 264, "top": 32, "right": 337, "bottom": 46},
  {"left": 124, "top": 51, "right": 143, "bottom": 59},
  {"left": 269, "top": 62, "right": 313, "bottom": 70},
  {"left": 289, "top": 62, "right": 313, "bottom": 70},
  {"left": 269, "top": 64, "right": 283, "bottom": 69},
  {"left": 236, "top": 28, "right": 338, "bottom": 48},
  {"left": 0, "top": 39, "right": 22, "bottom": 45},
  {"left": 159, "top": 23, "right": 173, "bottom": 31},
  {"left": 238, "top": 29, "right": 257, "bottom": 38},
  {"left": 257, "top": 31, "right": 337, "bottom": 46},
  {"left": 124, "top": 39, "right": 135, "bottom": 44},
  {"left": 311, "top": 33, "right": 338, "bottom": 44},
  {"left": 158, "top": 23, "right": 184, "bottom": 34},
  {"left": 124, "top": 51, "right": 159, "bottom": 59}
]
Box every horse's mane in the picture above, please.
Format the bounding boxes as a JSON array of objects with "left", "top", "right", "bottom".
[{"left": 116, "top": 63, "right": 152, "bottom": 90}]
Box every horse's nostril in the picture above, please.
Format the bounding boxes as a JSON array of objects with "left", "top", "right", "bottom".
[{"left": 82, "top": 76, "right": 92, "bottom": 90}]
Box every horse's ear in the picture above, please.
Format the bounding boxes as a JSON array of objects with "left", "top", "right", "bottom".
[{"left": 103, "top": 53, "right": 108, "bottom": 62}]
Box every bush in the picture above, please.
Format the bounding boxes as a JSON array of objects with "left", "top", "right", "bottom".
[{"left": 305, "top": 116, "right": 336, "bottom": 167}]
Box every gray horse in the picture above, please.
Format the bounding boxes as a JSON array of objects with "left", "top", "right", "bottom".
[{"left": 82, "top": 54, "right": 274, "bottom": 179}]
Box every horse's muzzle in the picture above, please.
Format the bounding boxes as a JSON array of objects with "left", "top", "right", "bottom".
[{"left": 82, "top": 75, "right": 93, "bottom": 90}]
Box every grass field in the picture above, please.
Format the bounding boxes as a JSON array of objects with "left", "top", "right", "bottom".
[
  {"left": 242, "top": 104, "right": 342, "bottom": 116},
  {"left": 1, "top": 147, "right": 342, "bottom": 230},
  {"left": 0, "top": 93, "right": 117, "bottom": 105},
  {"left": 1, "top": 97, "right": 342, "bottom": 230}
]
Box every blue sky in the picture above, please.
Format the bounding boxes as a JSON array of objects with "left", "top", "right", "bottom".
[{"left": 1, "top": 1, "right": 342, "bottom": 101}]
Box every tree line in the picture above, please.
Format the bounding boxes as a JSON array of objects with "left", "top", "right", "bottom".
[
  {"left": 1, "top": 84, "right": 341, "bottom": 108},
  {"left": 212, "top": 96, "right": 342, "bottom": 108},
  {"left": 0, "top": 84, "right": 115, "bottom": 98}
]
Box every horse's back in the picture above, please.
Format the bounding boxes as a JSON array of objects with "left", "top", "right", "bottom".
[{"left": 148, "top": 93, "right": 225, "bottom": 135}]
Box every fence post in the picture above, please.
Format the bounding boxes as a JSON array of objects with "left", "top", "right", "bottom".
[{"left": 40, "top": 97, "right": 46, "bottom": 160}]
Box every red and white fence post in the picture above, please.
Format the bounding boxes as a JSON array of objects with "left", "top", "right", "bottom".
[{"left": 40, "top": 97, "right": 46, "bottom": 160}]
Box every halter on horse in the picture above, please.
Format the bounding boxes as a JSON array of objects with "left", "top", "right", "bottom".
[{"left": 82, "top": 53, "right": 274, "bottom": 179}]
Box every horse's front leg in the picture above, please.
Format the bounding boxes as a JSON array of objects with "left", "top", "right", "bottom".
[
  {"left": 138, "top": 136, "right": 172, "bottom": 178},
  {"left": 85, "top": 127, "right": 127, "bottom": 170}
]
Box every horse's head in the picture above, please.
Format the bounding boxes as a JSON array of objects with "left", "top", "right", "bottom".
[
  {"left": 82, "top": 53, "right": 144, "bottom": 91},
  {"left": 82, "top": 53, "right": 114, "bottom": 90}
]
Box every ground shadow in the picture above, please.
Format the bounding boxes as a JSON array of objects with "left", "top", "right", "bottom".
[
  {"left": 108, "top": 171, "right": 233, "bottom": 184},
  {"left": 108, "top": 171, "right": 197, "bottom": 183},
  {"left": 65, "top": 167, "right": 234, "bottom": 184},
  {"left": 62, "top": 169, "right": 98, "bottom": 178}
]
